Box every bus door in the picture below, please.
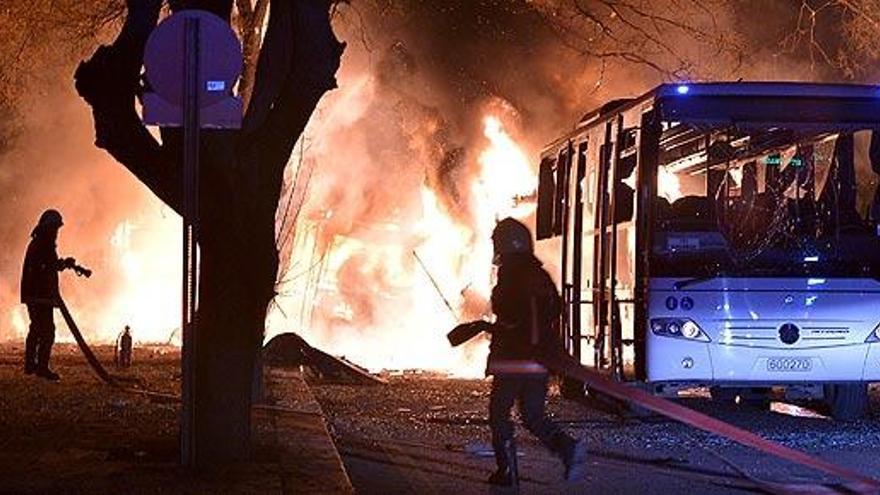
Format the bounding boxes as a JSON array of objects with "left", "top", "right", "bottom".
[
  {"left": 543, "top": 138, "right": 592, "bottom": 365},
  {"left": 594, "top": 111, "right": 643, "bottom": 379}
]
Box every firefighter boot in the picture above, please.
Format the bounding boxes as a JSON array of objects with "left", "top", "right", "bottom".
[
  {"left": 36, "top": 368, "right": 60, "bottom": 381},
  {"left": 35, "top": 339, "right": 59, "bottom": 381},
  {"left": 24, "top": 333, "right": 37, "bottom": 375},
  {"left": 563, "top": 437, "right": 588, "bottom": 481},
  {"left": 488, "top": 440, "right": 519, "bottom": 488}
]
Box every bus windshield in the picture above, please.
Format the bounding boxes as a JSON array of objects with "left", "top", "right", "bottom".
[{"left": 651, "top": 123, "right": 880, "bottom": 279}]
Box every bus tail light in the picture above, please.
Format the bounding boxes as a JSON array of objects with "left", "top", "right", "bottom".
[{"left": 651, "top": 318, "right": 711, "bottom": 342}]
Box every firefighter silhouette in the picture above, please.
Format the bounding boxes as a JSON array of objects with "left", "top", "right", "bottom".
[
  {"left": 486, "top": 218, "right": 587, "bottom": 486},
  {"left": 20, "top": 209, "right": 79, "bottom": 381},
  {"left": 116, "top": 325, "right": 133, "bottom": 368}
]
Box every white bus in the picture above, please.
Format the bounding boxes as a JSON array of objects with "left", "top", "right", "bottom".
[{"left": 537, "top": 83, "right": 880, "bottom": 420}]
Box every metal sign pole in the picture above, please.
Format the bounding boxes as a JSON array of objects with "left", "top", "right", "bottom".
[
  {"left": 181, "top": 16, "right": 200, "bottom": 469},
  {"left": 142, "top": 8, "right": 242, "bottom": 470}
]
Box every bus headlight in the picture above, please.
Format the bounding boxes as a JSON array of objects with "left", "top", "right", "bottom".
[
  {"left": 681, "top": 321, "right": 701, "bottom": 339},
  {"left": 650, "top": 318, "right": 710, "bottom": 342}
]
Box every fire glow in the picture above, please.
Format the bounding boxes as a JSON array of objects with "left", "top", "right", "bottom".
[
  {"left": 100, "top": 218, "right": 180, "bottom": 344},
  {"left": 5, "top": 204, "right": 182, "bottom": 346},
  {"left": 1, "top": 102, "right": 536, "bottom": 378},
  {"left": 266, "top": 114, "right": 537, "bottom": 377}
]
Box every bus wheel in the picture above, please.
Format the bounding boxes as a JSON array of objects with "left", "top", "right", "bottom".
[
  {"left": 824, "top": 384, "right": 868, "bottom": 421},
  {"left": 710, "top": 387, "right": 770, "bottom": 409}
]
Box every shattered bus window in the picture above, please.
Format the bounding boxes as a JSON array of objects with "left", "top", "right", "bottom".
[{"left": 652, "top": 124, "right": 880, "bottom": 280}]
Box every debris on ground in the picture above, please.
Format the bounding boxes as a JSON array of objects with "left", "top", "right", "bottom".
[
  {"left": 263, "top": 332, "right": 386, "bottom": 386},
  {"left": 312, "top": 376, "right": 880, "bottom": 494}
]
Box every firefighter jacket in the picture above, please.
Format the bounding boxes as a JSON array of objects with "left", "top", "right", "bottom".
[
  {"left": 486, "top": 253, "right": 562, "bottom": 376},
  {"left": 20, "top": 234, "right": 64, "bottom": 306}
]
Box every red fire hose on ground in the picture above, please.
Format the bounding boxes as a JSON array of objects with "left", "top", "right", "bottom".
[
  {"left": 57, "top": 292, "right": 880, "bottom": 492},
  {"left": 450, "top": 321, "right": 880, "bottom": 493},
  {"left": 554, "top": 355, "right": 880, "bottom": 493}
]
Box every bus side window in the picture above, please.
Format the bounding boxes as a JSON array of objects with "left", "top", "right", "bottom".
[
  {"left": 553, "top": 148, "right": 571, "bottom": 235},
  {"left": 536, "top": 157, "right": 556, "bottom": 240},
  {"left": 614, "top": 130, "right": 638, "bottom": 224}
]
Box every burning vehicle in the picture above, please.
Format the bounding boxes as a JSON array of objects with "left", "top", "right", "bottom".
[{"left": 538, "top": 82, "right": 880, "bottom": 420}]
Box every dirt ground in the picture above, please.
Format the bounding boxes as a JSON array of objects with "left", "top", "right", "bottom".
[
  {"left": 0, "top": 344, "right": 289, "bottom": 495},
  {"left": 313, "top": 375, "right": 880, "bottom": 495},
  {"left": 7, "top": 341, "right": 880, "bottom": 494}
]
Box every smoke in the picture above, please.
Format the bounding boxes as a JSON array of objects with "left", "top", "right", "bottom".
[
  {"left": 0, "top": 0, "right": 838, "bottom": 373},
  {"left": 265, "top": 0, "right": 688, "bottom": 373},
  {"left": 267, "top": 0, "right": 847, "bottom": 374}
]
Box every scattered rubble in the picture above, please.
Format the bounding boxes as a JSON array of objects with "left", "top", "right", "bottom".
[
  {"left": 263, "top": 332, "right": 386, "bottom": 385},
  {"left": 313, "top": 376, "right": 880, "bottom": 493}
]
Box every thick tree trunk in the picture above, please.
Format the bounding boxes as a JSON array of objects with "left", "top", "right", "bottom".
[
  {"left": 194, "top": 222, "right": 274, "bottom": 461},
  {"left": 75, "top": 0, "right": 343, "bottom": 466}
]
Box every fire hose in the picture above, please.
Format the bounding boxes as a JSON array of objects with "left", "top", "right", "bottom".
[
  {"left": 55, "top": 258, "right": 880, "bottom": 491},
  {"left": 56, "top": 287, "right": 300, "bottom": 406},
  {"left": 57, "top": 265, "right": 175, "bottom": 399},
  {"left": 555, "top": 355, "right": 879, "bottom": 493},
  {"left": 448, "top": 322, "right": 880, "bottom": 493},
  {"left": 54, "top": 264, "right": 131, "bottom": 386},
  {"left": 58, "top": 298, "right": 118, "bottom": 385}
]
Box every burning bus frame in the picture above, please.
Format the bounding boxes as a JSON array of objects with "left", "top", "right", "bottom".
[{"left": 537, "top": 82, "right": 880, "bottom": 420}]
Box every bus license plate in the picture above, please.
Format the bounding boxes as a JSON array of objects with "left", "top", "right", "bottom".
[{"left": 767, "top": 357, "right": 812, "bottom": 372}]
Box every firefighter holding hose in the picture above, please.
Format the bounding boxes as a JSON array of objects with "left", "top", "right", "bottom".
[
  {"left": 484, "top": 217, "right": 587, "bottom": 487},
  {"left": 20, "top": 209, "right": 85, "bottom": 381}
]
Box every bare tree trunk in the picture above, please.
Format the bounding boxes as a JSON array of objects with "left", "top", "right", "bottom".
[{"left": 75, "top": 0, "right": 343, "bottom": 465}]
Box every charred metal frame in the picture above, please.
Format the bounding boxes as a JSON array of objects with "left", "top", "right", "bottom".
[
  {"left": 570, "top": 141, "right": 587, "bottom": 364},
  {"left": 545, "top": 103, "right": 657, "bottom": 381},
  {"left": 539, "top": 98, "right": 667, "bottom": 381},
  {"left": 608, "top": 115, "right": 623, "bottom": 379},
  {"left": 593, "top": 122, "right": 613, "bottom": 370},
  {"left": 558, "top": 145, "right": 572, "bottom": 349}
]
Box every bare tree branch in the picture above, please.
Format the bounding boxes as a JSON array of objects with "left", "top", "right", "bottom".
[
  {"left": 74, "top": 0, "right": 181, "bottom": 213},
  {"left": 775, "top": 0, "right": 880, "bottom": 78},
  {"left": 244, "top": 0, "right": 344, "bottom": 169},
  {"left": 535, "top": 0, "right": 744, "bottom": 80}
]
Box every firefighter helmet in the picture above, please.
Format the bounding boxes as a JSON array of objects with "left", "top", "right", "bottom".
[
  {"left": 37, "top": 209, "right": 64, "bottom": 228},
  {"left": 492, "top": 217, "right": 533, "bottom": 258}
]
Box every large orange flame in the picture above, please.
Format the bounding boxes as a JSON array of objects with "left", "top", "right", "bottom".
[
  {"left": 3, "top": 112, "right": 537, "bottom": 377},
  {"left": 266, "top": 114, "right": 536, "bottom": 377}
]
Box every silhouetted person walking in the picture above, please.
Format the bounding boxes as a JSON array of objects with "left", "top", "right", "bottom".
[{"left": 21, "top": 209, "right": 77, "bottom": 381}]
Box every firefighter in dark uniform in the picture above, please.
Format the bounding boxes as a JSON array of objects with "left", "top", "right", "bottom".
[
  {"left": 487, "top": 218, "right": 587, "bottom": 487},
  {"left": 21, "top": 209, "right": 77, "bottom": 381}
]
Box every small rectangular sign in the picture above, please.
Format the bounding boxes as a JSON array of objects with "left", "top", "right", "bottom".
[
  {"left": 206, "top": 80, "right": 226, "bottom": 92},
  {"left": 767, "top": 357, "right": 812, "bottom": 372}
]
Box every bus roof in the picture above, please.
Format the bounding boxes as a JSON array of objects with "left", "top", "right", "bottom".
[
  {"left": 545, "top": 82, "right": 880, "bottom": 156},
  {"left": 655, "top": 81, "right": 880, "bottom": 99}
]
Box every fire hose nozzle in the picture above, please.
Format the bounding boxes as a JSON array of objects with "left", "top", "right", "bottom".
[
  {"left": 73, "top": 265, "right": 92, "bottom": 278},
  {"left": 447, "top": 320, "right": 494, "bottom": 347}
]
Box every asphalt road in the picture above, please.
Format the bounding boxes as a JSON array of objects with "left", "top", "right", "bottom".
[{"left": 313, "top": 377, "right": 880, "bottom": 494}]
